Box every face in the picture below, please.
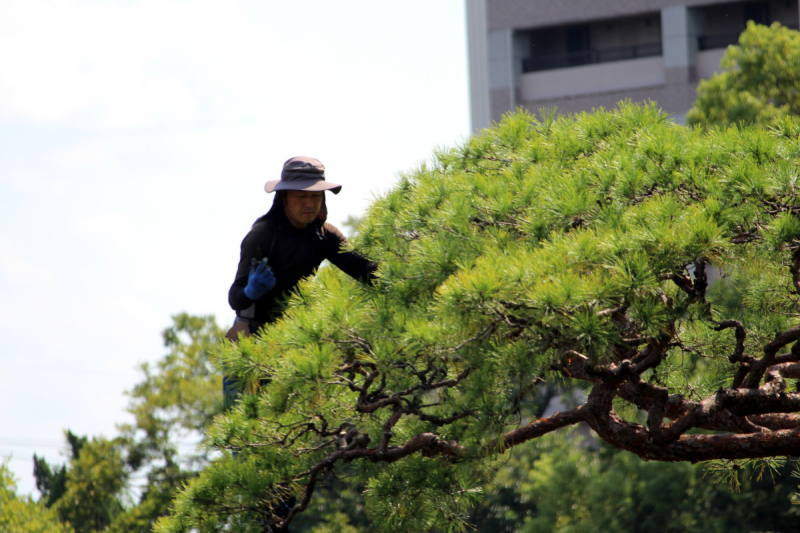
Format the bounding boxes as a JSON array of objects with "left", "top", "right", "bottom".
[{"left": 283, "top": 190, "right": 323, "bottom": 228}]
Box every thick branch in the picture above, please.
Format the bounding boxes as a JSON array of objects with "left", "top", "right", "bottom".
[
  {"left": 589, "top": 410, "right": 800, "bottom": 462},
  {"left": 491, "top": 406, "right": 587, "bottom": 451},
  {"left": 379, "top": 405, "right": 404, "bottom": 453},
  {"left": 655, "top": 391, "right": 729, "bottom": 444},
  {"left": 617, "top": 380, "right": 773, "bottom": 434},
  {"left": 412, "top": 408, "right": 475, "bottom": 426},
  {"left": 790, "top": 247, "right": 800, "bottom": 295},
  {"left": 714, "top": 320, "right": 746, "bottom": 362},
  {"left": 744, "top": 325, "right": 800, "bottom": 388}
]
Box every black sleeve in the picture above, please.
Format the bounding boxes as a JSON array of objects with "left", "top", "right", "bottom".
[
  {"left": 228, "top": 223, "right": 271, "bottom": 311},
  {"left": 323, "top": 223, "right": 378, "bottom": 284}
]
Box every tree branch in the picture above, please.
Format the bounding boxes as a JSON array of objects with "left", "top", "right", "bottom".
[{"left": 491, "top": 406, "right": 588, "bottom": 451}]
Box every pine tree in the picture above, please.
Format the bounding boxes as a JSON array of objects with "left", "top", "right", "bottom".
[{"left": 152, "top": 102, "right": 800, "bottom": 532}]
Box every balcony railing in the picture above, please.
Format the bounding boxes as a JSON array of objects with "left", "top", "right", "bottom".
[
  {"left": 698, "top": 23, "right": 799, "bottom": 50},
  {"left": 522, "top": 42, "right": 663, "bottom": 73},
  {"left": 697, "top": 32, "right": 742, "bottom": 50}
]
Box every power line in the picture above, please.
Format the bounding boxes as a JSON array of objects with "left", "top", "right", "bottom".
[
  {"left": 0, "top": 438, "right": 65, "bottom": 448},
  {"left": 0, "top": 360, "right": 136, "bottom": 379},
  {"left": 0, "top": 453, "right": 33, "bottom": 463}
]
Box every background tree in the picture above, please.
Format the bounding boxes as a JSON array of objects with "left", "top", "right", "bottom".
[
  {"left": 109, "top": 313, "right": 225, "bottom": 532},
  {"left": 687, "top": 22, "right": 800, "bottom": 128},
  {"left": 154, "top": 103, "right": 800, "bottom": 532},
  {"left": 53, "top": 438, "right": 128, "bottom": 533},
  {"left": 32, "top": 314, "right": 225, "bottom": 533},
  {"left": 32, "top": 312, "right": 369, "bottom": 532},
  {"left": 0, "top": 461, "right": 73, "bottom": 533},
  {"left": 341, "top": 214, "right": 364, "bottom": 238},
  {"left": 33, "top": 430, "right": 86, "bottom": 509},
  {"left": 471, "top": 431, "right": 800, "bottom": 533}
]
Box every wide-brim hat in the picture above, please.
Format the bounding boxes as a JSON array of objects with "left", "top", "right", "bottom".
[{"left": 264, "top": 156, "right": 342, "bottom": 194}]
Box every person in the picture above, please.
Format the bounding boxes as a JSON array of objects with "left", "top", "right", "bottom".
[
  {"left": 225, "top": 156, "right": 377, "bottom": 402},
  {"left": 224, "top": 157, "right": 377, "bottom": 529}
]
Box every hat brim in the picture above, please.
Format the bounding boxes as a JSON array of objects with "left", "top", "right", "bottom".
[{"left": 264, "top": 179, "right": 342, "bottom": 194}]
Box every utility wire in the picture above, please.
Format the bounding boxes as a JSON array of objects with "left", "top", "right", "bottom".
[
  {"left": 0, "top": 453, "right": 33, "bottom": 463},
  {"left": 0, "top": 438, "right": 65, "bottom": 449},
  {"left": 0, "top": 360, "right": 136, "bottom": 379}
]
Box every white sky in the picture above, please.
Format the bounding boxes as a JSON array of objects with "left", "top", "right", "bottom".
[{"left": 0, "top": 0, "right": 470, "bottom": 496}]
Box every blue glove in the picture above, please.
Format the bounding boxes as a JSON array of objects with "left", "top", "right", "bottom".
[{"left": 244, "top": 257, "right": 276, "bottom": 300}]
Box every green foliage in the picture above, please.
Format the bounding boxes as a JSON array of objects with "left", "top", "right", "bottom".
[
  {"left": 363, "top": 457, "right": 484, "bottom": 533},
  {"left": 53, "top": 437, "right": 128, "bottom": 533},
  {"left": 0, "top": 461, "right": 73, "bottom": 533},
  {"left": 33, "top": 430, "right": 85, "bottom": 509},
  {"left": 33, "top": 314, "right": 226, "bottom": 533},
  {"left": 32, "top": 312, "right": 371, "bottom": 532},
  {"left": 688, "top": 22, "right": 800, "bottom": 128},
  {"left": 704, "top": 457, "right": 786, "bottom": 493},
  {"left": 108, "top": 313, "right": 226, "bottom": 532},
  {"left": 123, "top": 312, "right": 225, "bottom": 457},
  {"left": 148, "top": 102, "right": 800, "bottom": 532},
  {"left": 471, "top": 432, "right": 800, "bottom": 533},
  {"left": 291, "top": 470, "right": 369, "bottom": 532}
]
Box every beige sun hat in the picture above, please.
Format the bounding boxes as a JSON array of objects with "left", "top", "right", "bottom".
[{"left": 264, "top": 156, "right": 342, "bottom": 194}]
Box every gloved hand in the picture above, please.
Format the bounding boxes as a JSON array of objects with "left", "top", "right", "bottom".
[{"left": 244, "top": 257, "right": 276, "bottom": 300}]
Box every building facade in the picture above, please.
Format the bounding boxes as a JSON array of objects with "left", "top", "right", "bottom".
[{"left": 466, "top": 0, "right": 800, "bottom": 129}]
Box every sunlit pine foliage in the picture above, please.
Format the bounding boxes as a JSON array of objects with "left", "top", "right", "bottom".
[{"left": 156, "top": 102, "right": 800, "bottom": 532}]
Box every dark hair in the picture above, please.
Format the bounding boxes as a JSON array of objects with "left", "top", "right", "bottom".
[{"left": 267, "top": 190, "right": 285, "bottom": 215}]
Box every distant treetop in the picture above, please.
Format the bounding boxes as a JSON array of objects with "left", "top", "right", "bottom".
[{"left": 688, "top": 22, "right": 800, "bottom": 129}]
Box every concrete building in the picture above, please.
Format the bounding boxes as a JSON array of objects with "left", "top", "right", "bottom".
[{"left": 466, "top": 0, "right": 800, "bottom": 129}]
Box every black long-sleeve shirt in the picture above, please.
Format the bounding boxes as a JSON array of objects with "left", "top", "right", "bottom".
[{"left": 229, "top": 208, "right": 377, "bottom": 324}]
